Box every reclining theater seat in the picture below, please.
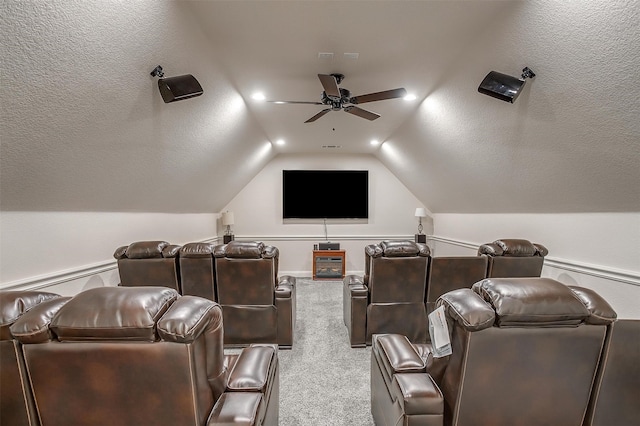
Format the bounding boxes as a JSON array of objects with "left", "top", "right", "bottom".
[
  {"left": 344, "top": 240, "right": 430, "bottom": 348},
  {"left": 114, "top": 240, "right": 182, "bottom": 292},
  {"left": 587, "top": 318, "right": 640, "bottom": 426},
  {"left": 180, "top": 242, "right": 216, "bottom": 301},
  {"left": 1, "top": 290, "right": 66, "bottom": 426},
  {"left": 425, "top": 256, "right": 488, "bottom": 316},
  {"left": 10, "top": 286, "right": 280, "bottom": 426},
  {"left": 371, "top": 277, "right": 617, "bottom": 426},
  {"left": 478, "top": 238, "right": 548, "bottom": 278},
  {"left": 214, "top": 241, "right": 296, "bottom": 348}
]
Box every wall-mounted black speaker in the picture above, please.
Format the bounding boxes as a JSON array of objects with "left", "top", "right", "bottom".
[
  {"left": 478, "top": 71, "right": 526, "bottom": 103},
  {"left": 157, "top": 75, "right": 203, "bottom": 103}
]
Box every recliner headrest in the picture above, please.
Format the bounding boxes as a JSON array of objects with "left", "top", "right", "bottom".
[
  {"left": 215, "top": 241, "right": 271, "bottom": 259},
  {"left": 472, "top": 278, "right": 591, "bottom": 327},
  {"left": 50, "top": 287, "right": 178, "bottom": 342},
  {"left": 477, "top": 239, "right": 548, "bottom": 257},
  {"left": 368, "top": 240, "right": 430, "bottom": 258},
  {"left": 114, "top": 241, "right": 181, "bottom": 259},
  {"left": 437, "top": 278, "right": 616, "bottom": 331},
  {"left": 126, "top": 241, "right": 170, "bottom": 258},
  {"left": 180, "top": 242, "right": 215, "bottom": 258}
]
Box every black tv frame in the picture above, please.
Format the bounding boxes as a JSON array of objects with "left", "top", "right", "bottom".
[{"left": 282, "top": 170, "right": 369, "bottom": 220}]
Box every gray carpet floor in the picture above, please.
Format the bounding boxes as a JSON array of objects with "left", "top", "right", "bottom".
[{"left": 277, "top": 278, "right": 375, "bottom": 426}]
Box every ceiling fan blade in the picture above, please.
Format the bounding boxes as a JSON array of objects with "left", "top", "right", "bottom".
[
  {"left": 318, "top": 74, "right": 341, "bottom": 98},
  {"left": 344, "top": 106, "right": 380, "bottom": 121},
  {"left": 305, "top": 108, "right": 332, "bottom": 123},
  {"left": 267, "top": 100, "right": 324, "bottom": 105},
  {"left": 350, "top": 88, "right": 407, "bottom": 104}
]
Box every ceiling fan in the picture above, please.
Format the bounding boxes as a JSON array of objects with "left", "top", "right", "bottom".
[{"left": 268, "top": 73, "right": 407, "bottom": 123}]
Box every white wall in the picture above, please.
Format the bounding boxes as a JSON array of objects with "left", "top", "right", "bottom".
[
  {"left": 221, "top": 153, "right": 430, "bottom": 275},
  {"left": 431, "top": 213, "right": 640, "bottom": 319},
  {"left": 0, "top": 211, "right": 217, "bottom": 294}
]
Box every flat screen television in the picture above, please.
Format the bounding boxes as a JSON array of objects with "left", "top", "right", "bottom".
[{"left": 282, "top": 170, "right": 368, "bottom": 219}]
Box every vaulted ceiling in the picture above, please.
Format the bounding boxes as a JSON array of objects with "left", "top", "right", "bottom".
[{"left": 1, "top": 0, "right": 638, "bottom": 214}]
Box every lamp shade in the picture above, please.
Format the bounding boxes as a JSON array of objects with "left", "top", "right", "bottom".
[
  {"left": 414, "top": 208, "right": 427, "bottom": 218},
  {"left": 221, "top": 212, "right": 235, "bottom": 226}
]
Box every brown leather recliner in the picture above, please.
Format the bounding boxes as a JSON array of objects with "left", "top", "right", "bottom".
[
  {"left": 478, "top": 238, "right": 548, "bottom": 277},
  {"left": 1, "top": 290, "right": 67, "bottom": 426},
  {"left": 114, "top": 241, "right": 182, "bottom": 292},
  {"left": 180, "top": 242, "right": 217, "bottom": 301},
  {"left": 587, "top": 318, "right": 640, "bottom": 425},
  {"left": 214, "top": 241, "right": 296, "bottom": 348},
  {"left": 425, "top": 256, "right": 488, "bottom": 316},
  {"left": 344, "top": 240, "right": 430, "bottom": 347},
  {"left": 10, "top": 286, "right": 279, "bottom": 426},
  {"left": 371, "top": 277, "right": 617, "bottom": 426}
]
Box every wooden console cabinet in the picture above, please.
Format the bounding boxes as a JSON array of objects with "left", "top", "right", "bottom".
[{"left": 312, "top": 250, "right": 346, "bottom": 280}]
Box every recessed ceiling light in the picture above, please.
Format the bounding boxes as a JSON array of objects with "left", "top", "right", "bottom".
[
  {"left": 275, "top": 139, "right": 285, "bottom": 146},
  {"left": 403, "top": 94, "right": 417, "bottom": 101},
  {"left": 252, "top": 92, "right": 266, "bottom": 101},
  {"left": 370, "top": 139, "right": 379, "bottom": 146}
]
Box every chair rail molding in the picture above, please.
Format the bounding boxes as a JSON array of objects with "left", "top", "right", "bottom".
[
  {"left": 1, "top": 260, "right": 118, "bottom": 292},
  {"left": 6, "top": 234, "right": 636, "bottom": 292},
  {"left": 428, "top": 235, "right": 640, "bottom": 287},
  {"left": 237, "top": 234, "right": 415, "bottom": 242}
]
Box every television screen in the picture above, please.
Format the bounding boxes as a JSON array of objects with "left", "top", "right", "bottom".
[{"left": 283, "top": 170, "right": 368, "bottom": 219}]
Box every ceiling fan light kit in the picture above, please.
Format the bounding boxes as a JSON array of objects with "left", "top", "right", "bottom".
[{"left": 268, "top": 73, "right": 407, "bottom": 123}]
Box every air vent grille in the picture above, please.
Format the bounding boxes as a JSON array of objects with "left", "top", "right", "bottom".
[{"left": 322, "top": 145, "right": 342, "bottom": 149}]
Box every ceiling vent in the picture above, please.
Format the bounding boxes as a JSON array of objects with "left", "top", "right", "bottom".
[
  {"left": 318, "top": 52, "right": 334, "bottom": 60},
  {"left": 322, "top": 145, "right": 342, "bottom": 149}
]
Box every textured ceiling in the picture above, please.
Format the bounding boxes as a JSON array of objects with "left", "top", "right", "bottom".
[{"left": 1, "top": 0, "right": 639, "bottom": 214}]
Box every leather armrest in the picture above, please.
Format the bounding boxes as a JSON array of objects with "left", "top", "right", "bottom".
[
  {"left": 10, "top": 298, "right": 71, "bottom": 344},
  {"left": 113, "top": 245, "right": 128, "bottom": 259},
  {"left": 569, "top": 286, "right": 617, "bottom": 325},
  {"left": 375, "top": 334, "right": 426, "bottom": 379},
  {"left": 343, "top": 275, "right": 368, "bottom": 347},
  {"left": 391, "top": 373, "right": 444, "bottom": 416},
  {"left": 414, "top": 343, "right": 449, "bottom": 384},
  {"left": 276, "top": 277, "right": 296, "bottom": 348},
  {"left": 207, "top": 392, "right": 264, "bottom": 425},
  {"left": 343, "top": 274, "right": 363, "bottom": 286},
  {"left": 162, "top": 244, "right": 181, "bottom": 258},
  {"left": 533, "top": 243, "right": 549, "bottom": 256},
  {"left": 344, "top": 275, "right": 368, "bottom": 296},
  {"left": 278, "top": 275, "right": 296, "bottom": 287},
  {"left": 275, "top": 285, "right": 292, "bottom": 299},
  {"left": 227, "top": 345, "right": 276, "bottom": 393},
  {"left": 275, "top": 277, "right": 294, "bottom": 299}
]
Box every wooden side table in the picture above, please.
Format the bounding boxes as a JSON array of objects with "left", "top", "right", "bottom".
[{"left": 312, "top": 250, "right": 346, "bottom": 280}]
